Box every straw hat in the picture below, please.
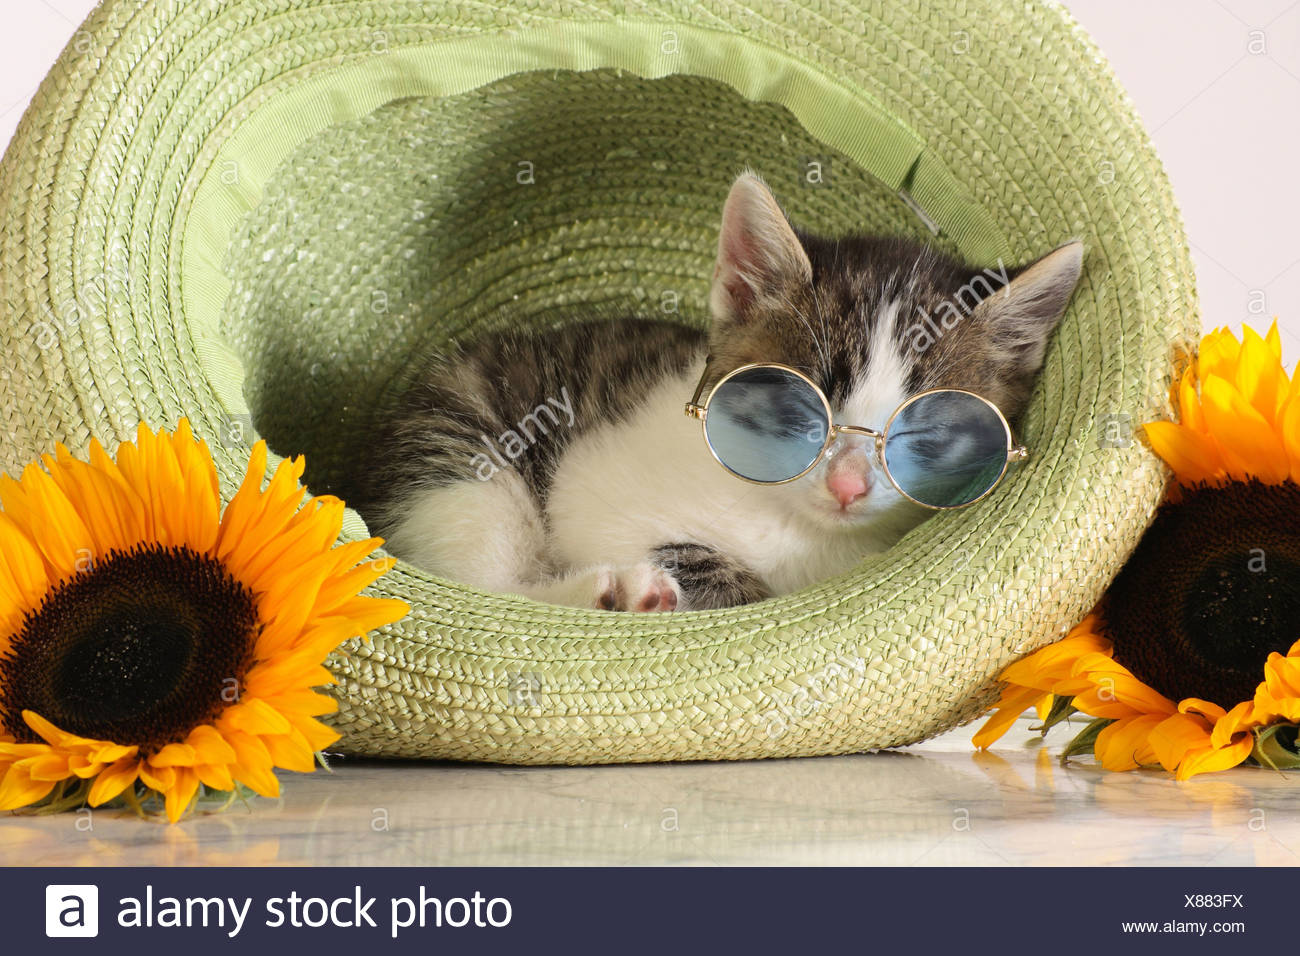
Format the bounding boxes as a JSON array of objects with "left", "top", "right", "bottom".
[{"left": 0, "top": 0, "right": 1197, "bottom": 762}]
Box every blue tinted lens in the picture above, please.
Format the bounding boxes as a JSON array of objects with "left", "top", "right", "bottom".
[
  {"left": 882, "top": 391, "right": 1010, "bottom": 507},
  {"left": 704, "top": 367, "right": 829, "bottom": 482}
]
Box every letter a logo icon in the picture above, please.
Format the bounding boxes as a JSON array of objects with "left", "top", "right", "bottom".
[{"left": 45, "top": 885, "right": 99, "bottom": 937}]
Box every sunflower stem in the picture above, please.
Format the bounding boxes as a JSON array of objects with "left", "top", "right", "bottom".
[
  {"left": 1250, "top": 723, "right": 1300, "bottom": 771},
  {"left": 119, "top": 786, "right": 143, "bottom": 818},
  {"left": 11, "top": 776, "right": 99, "bottom": 816},
  {"left": 1059, "top": 717, "right": 1113, "bottom": 765},
  {"left": 1030, "top": 695, "right": 1078, "bottom": 736}
]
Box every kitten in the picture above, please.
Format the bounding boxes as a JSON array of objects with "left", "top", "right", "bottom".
[{"left": 356, "top": 171, "right": 1082, "bottom": 611}]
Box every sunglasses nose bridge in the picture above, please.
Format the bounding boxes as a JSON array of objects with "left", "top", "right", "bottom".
[
  {"left": 826, "top": 423, "right": 884, "bottom": 467},
  {"left": 829, "top": 423, "right": 882, "bottom": 449},
  {"left": 832, "top": 423, "right": 881, "bottom": 438}
]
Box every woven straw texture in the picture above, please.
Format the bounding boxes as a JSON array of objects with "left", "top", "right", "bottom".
[{"left": 0, "top": 0, "right": 1197, "bottom": 763}]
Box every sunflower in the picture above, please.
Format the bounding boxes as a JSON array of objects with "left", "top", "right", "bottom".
[
  {"left": 974, "top": 321, "right": 1300, "bottom": 778},
  {"left": 0, "top": 420, "right": 407, "bottom": 822},
  {"left": 1144, "top": 321, "right": 1300, "bottom": 485}
]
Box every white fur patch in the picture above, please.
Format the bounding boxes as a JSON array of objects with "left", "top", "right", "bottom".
[
  {"left": 384, "top": 471, "right": 547, "bottom": 591},
  {"left": 839, "top": 297, "right": 913, "bottom": 429}
]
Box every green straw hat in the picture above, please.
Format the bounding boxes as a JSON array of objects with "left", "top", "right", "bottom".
[{"left": 0, "top": 0, "right": 1197, "bottom": 763}]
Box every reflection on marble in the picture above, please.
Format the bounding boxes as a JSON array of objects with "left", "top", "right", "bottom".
[{"left": 2, "top": 715, "right": 1297, "bottom": 866}]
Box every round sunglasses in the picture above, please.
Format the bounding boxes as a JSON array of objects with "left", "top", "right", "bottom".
[{"left": 683, "top": 363, "right": 1028, "bottom": 509}]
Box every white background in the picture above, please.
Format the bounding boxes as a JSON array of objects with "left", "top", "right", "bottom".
[{"left": 3, "top": 0, "right": 1299, "bottom": 349}]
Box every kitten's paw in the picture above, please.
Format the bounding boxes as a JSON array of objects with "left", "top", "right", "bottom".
[{"left": 594, "top": 563, "right": 680, "bottom": 612}]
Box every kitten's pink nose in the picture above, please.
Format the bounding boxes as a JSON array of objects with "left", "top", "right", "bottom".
[{"left": 827, "top": 471, "right": 870, "bottom": 508}]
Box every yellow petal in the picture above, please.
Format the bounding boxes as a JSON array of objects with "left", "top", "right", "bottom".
[
  {"left": 26, "top": 751, "right": 75, "bottom": 782},
  {"left": 224, "top": 731, "right": 281, "bottom": 798},
  {"left": 140, "top": 423, "right": 189, "bottom": 548},
  {"left": 283, "top": 713, "right": 341, "bottom": 753},
  {"left": 1034, "top": 693, "right": 1054, "bottom": 722},
  {"left": 1210, "top": 700, "right": 1258, "bottom": 749},
  {"left": 311, "top": 551, "right": 395, "bottom": 616},
  {"left": 1265, "top": 318, "right": 1284, "bottom": 361},
  {"left": 149, "top": 743, "right": 198, "bottom": 768},
  {"left": 20, "top": 711, "right": 86, "bottom": 750},
  {"left": 256, "top": 557, "right": 356, "bottom": 656},
  {"left": 1142, "top": 421, "right": 1223, "bottom": 485},
  {"left": 1175, "top": 736, "right": 1253, "bottom": 780},
  {"left": 261, "top": 726, "right": 318, "bottom": 773},
  {"left": 1255, "top": 653, "right": 1300, "bottom": 722},
  {"left": 1177, "top": 366, "right": 1205, "bottom": 432},
  {"left": 243, "top": 661, "right": 339, "bottom": 699},
  {"left": 257, "top": 688, "right": 340, "bottom": 719},
  {"left": 1200, "top": 374, "right": 1290, "bottom": 481},
  {"left": 168, "top": 420, "right": 221, "bottom": 554},
  {"left": 1198, "top": 327, "right": 1241, "bottom": 383},
  {"left": 38, "top": 458, "right": 108, "bottom": 555},
  {"left": 87, "top": 758, "right": 141, "bottom": 806},
  {"left": 163, "top": 767, "right": 200, "bottom": 823},
  {"left": 1254, "top": 690, "right": 1290, "bottom": 724},
  {"left": 85, "top": 741, "right": 137, "bottom": 764},
  {"left": 0, "top": 513, "right": 52, "bottom": 643},
  {"left": 0, "top": 465, "right": 93, "bottom": 582},
  {"left": 1271, "top": 653, "right": 1300, "bottom": 695},
  {"left": 194, "top": 762, "right": 235, "bottom": 792},
  {"left": 222, "top": 698, "right": 292, "bottom": 737},
  {"left": 333, "top": 595, "right": 410, "bottom": 635},
  {"left": 999, "top": 623, "right": 1112, "bottom": 690},
  {"left": 1177, "top": 697, "right": 1228, "bottom": 723},
  {"left": 138, "top": 763, "right": 177, "bottom": 793},
  {"left": 1094, "top": 714, "right": 1165, "bottom": 771},
  {"left": 0, "top": 741, "right": 47, "bottom": 761},
  {"left": 1149, "top": 712, "right": 1211, "bottom": 772},
  {"left": 67, "top": 754, "right": 106, "bottom": 779},
  {"left": 1236, "top": 325, "right": 1284, "bottom": 426},
  {"left": 0, "top": 762, "right": 57, "bottom": 810},
  {"left": 1253, "top": 685, "right": 1300, "bottom": 724},
  {"left": 972, "top": 686, "right": 1046, "bottom": 749},
  {"left": 1279, "top": 397, "right": 1300, "bottom": 482},
  {"left": 184, "top": 725, "right": 238, "bottom": 766},
  {"left": 1071, "top": 655, "right": 1177, "bottom": 717},
  {"left": 216, "top": 446, "right": 307, "bottom": 574}
]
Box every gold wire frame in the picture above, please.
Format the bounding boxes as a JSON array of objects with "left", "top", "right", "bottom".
[{"left": 683, "top": 361, "right": 1029, "bottom": 510}]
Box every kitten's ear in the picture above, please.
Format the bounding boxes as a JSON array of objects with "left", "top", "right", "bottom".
[
  {"left": 709, "top": 171, "right": 813, "bottom": 323},
  {"left": 974, "top": 240, "right": 1083, "bottom": 374}
]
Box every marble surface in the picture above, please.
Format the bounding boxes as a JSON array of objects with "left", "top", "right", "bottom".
[{"left": 2, "top": 714, "right": 1297, "bottom": 866}]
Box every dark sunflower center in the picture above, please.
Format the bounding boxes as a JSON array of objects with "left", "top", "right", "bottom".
[
  {"left": 0, "top": 543, "right": 261, "bottom": 754},
  {"left": 1103, "top": 479, "right": 1300, "bottom": 709},
  {"left": 1185, "top": 551, "right": 1300, "bottom": 668}
]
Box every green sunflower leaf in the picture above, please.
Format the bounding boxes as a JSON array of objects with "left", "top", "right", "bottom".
[
  {"left": 1030, "top": 695, "right": 1078, "bottom": 736},
  {"left": 1251, "top": 723, "right": 1300, "bottom": 771},
  {"left": 1059, "top": 716, "right": 1113, "bottom": 765}
]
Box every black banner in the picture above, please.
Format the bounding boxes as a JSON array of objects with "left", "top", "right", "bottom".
[{"left": 3, "top": 866, "right": 1281, "bottom": 953}]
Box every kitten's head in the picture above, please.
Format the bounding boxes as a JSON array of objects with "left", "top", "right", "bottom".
[{"left": 705, "top": 170, "right": 1083, "bottom": 536}]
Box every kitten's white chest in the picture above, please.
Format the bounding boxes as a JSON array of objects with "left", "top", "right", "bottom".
[{"left": 544, "top": 361, "right": 876, "bottom": 592}]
